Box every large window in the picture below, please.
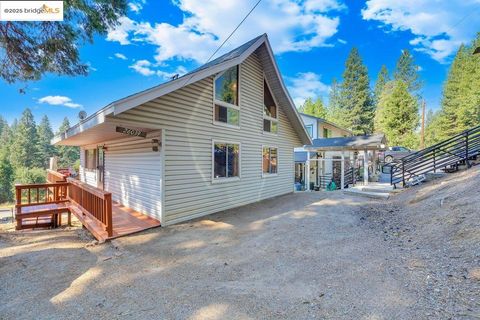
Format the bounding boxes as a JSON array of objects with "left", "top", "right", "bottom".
[
  {"left": 214, "top": 66, "right": 239, "bottom": 126},
  {"left": 213, "top": 142, "right": 240, "bottom": 180},
  {"left": 263, "top": 80, "right": 278, "bottom": 134},
  {"left": 85, "top": 149, "right": 97, "bottom": 170},
  {"left": 262, "top": 146, "right": 278, "bottom": 175}
]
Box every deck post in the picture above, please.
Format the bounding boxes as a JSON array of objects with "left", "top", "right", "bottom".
[
  {"left": 341, "top": 151, "right": 345, "bottom": 190},
  {"left": 363, "top": 150, "right": 369, "bottom": 186},
  {"left": 104, "top": 193, "right": 113, "bottom": 237},
  {"left": 305, "top": 151, "right": 311, "bottom": 191},
  {"left": 15, "top": 186, "right": 21, "bottom": 230}
]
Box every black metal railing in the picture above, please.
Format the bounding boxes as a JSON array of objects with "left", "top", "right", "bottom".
[{"left": 390, "top": 124, "right": 480, "bottom": 187}]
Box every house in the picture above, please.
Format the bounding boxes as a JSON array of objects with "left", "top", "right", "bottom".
[
  {"left": 51, "top": 34, "right": 311, "bottom": 231},
  {"left": 294, "top": 114, "right": 353, "bottom": 191}
]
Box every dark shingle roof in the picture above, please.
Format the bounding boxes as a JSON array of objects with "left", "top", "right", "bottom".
[{"left": 305, "top": 134, "right": 387, "bottom": 151}]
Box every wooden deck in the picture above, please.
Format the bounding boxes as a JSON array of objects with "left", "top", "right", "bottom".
[
  {"left": 15, "top": 178, "right": 161, "bottom": 242},
  {"left": 71, "top": 202, "right": 161, "bottom": 242}
]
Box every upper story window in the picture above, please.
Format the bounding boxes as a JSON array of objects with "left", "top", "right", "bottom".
[
  {"left": 323, "top": 128, "right": 332, "bottom": 138},
  {"left": 305, "top": 124, "right": 313, "bottom": 138},
  {"left": 214, "top": 66, "right": 239, "bottom": 127},
  {"left": 263, "top": 80, "right": 278, "bottom": 134}
]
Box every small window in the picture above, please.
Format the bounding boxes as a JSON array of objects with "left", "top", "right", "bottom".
[
  {"left": 214, "top": 66, "right": 239, "bottom": 126},
  {"left": 85, "top": 149, "right": 97, "bottom": 170},
  {"left": 213, "top": 142, "right": 240, "bottom": 179},
  {"left": 305, "top": 124, "right": 313, "bottom": 138},
  {"left": 263, "top": 80, "right": 278, "bottom": 133},
  {"left": 263, "top": 147, "right": 278, "bottom": 175},
  {"left": 323, "top": 128, "right": 332, "bottom": 138}
]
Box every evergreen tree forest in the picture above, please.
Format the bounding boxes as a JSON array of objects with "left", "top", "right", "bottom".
[
  {"left": 298, "top": 33, "right": 480, "bottom": 149},
  {"left": 0, "top": 110, "right": 79, "bottom": 203}
]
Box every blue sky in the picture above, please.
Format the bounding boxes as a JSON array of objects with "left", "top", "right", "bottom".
[{"left": 1, "top": 0, "right": 479, "bottom": 131}]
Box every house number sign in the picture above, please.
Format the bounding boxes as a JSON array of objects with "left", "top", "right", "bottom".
[{"left": 116, "top": 126, "right": 147, "bottom": 138}]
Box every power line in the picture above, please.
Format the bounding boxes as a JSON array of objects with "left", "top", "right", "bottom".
[{"left": 179, "top": 0, "right": 262, "bottom": 87}]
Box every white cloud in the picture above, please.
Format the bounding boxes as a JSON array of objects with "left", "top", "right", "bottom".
[
  {"left": 361, "top": 0, "right": 480, "bottom": 63},
  {"left": 129, "top": 60, "right": 187, "bottom": 80},
  {"left": 287, "top": 72, "right": 330, "bottom": 107},
  {"left": 129, "top": 60, "right": 155, "bottom": 76},
  {"left": 106, "top": 16, "right": 136, "bottom": 45},
  {"left": 128, "top": 1, "right": 143, "bottom": 13},
  {"left": 107, "top": 0, "right": 345, "bottom": 64},
  {"left": 38, "top": 96, "right": 82, "bottom": 108},
  {"left": 337, "top": 38, "right": 347, "bottom": 44},
  {"left": 114, "top": 53, "right": 128, "bottom": 60}
]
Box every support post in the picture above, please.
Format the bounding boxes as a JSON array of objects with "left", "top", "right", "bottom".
[
  {"left": 465, "top": 133, "right": 470, "bottom": 168},
  {"left": 363, "top": 150, "right": 368, "bottom": 186},
  {"left": 305, "top": 151, "right": 310, "bottom": 191},
  {"left": 341, "top": 151, "right": 345, "bottom": 190}
]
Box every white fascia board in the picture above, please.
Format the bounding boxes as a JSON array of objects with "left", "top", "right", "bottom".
[{"left": 51, "top": 105, "right": 114, "bottom": 145}]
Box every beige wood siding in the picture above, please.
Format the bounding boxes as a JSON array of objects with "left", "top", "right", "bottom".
[
  {"left": 319, "top": 123, "right": 351, "bottom": 138},
  {"left": 114, "top": 53, "right": 302, "bottom": 225}
]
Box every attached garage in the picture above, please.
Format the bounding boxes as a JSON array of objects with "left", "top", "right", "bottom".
[{"left": 103, "top": 132, "right": 163, "bottom": 221}]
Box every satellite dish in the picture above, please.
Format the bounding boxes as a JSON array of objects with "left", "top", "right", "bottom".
[{"left": 78, "top": 111, "right": 87, "bottom": 121}]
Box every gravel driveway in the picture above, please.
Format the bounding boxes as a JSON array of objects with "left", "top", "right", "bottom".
[{"left": 0, "top": 191, "right": 448, "bottom": 319}]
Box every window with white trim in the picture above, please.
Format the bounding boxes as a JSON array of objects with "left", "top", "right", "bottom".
[
  {"left": 263, "top": 80, "right": 278, "bottom": 133},
  {"left": 85, "top": 149, "right": 97, "bottom": 170},
  {"left": 213, "top": 142, "right": 240, "bottom": 179},
  {"left": 214, "top": 66, "right": 239, "bottom": 126},
  {"left": 262, "top": 146, "right": 278, "bottom": 174},
  {"left": 305, "top": 124, "right": 313, "bottom": 138}
]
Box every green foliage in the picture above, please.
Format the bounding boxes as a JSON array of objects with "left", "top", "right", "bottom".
[
  {"left": 0, "top": 153, "right": 14, "bottom": 203},
  {"left": 394, "top": 49, "right": 422, "bottom": 94},
  {"left": 337, "top": 48, "right": 374, "bottom": 135},
  {"left": 298, "top": 97, "right": 327, "bottom": 118},
  {"left": 56, "top": 117, "right": 80, "bottom": 168},
  {"left": 375, "top": 81, "right": 419, "bottom": 148},
  {"left": 434, "top": 34, "right": 480, "bottom": 141},
  {"left": 10, "top": 108, "right": 40, "bottom": 168},
  {"left": 0, "top": 0, "right": 127, "bottom": 84},
  {"left": 14, "top": 167, "right": 46, "bottom": 185},
  {"left": 37, "top": 115, "right": 57, "bottom": 168}
]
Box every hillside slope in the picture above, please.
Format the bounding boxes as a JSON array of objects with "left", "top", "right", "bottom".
[{"left": 361, "top": 166, "right": 480, "bottom": 318}]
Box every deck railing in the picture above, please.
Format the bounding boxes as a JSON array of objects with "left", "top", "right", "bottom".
[
  {"left": 15, "top": 182, "right": 70, "bottom": 211},
  {"left": 67, "top": 178, "right": 113, "bottom": 237},
  {"left": 46, "top": 169, "right": 68, "bottom": 183}
]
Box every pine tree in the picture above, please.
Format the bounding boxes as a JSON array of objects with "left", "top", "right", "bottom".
[
  {"left": 376, "top": 80, "right": 419, "bottom": 148},
  {"left": 394, "top": 49, "right": 422, "bottom": 95},
  {"left": 438, "top": 33, "right": 480, "bottom": 139},
  {"left": 338, "top": 48, "right": 374, "bottom": 134},
  {"left": 37, "top": 115, "right": 56, "bottom": 169},
  {"left": 299, "top": 97, "right": 327, "bottom": 118},
  {"left": 10, "top": 108, "right": 40, "bottom": 168},
  {"left": 373, "top": 65, "right": 390, "bottom": 132},
  {"left": 56, "top": 117, "right": 80, "bottom": 168},
  {"left": 327, "top": 78, "right": 344, "bottom": 125},
  {"left": 0, "top": 152, "right": 14, "bottom": 203}
]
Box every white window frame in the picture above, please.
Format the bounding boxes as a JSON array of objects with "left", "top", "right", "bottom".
[
  {"left": 212, "top": 65, "right": 241, "bottom": 129},
  {"left": 262, "top": 145, "right": 279, "bottom": 177},
  {"left": 305, "top": 124, "right": 313, "bottom": 138},
  {"left": 263, "top": 76, "right": 279, "bottom": 135},
  {"left": 211, "top": 140, "right": 241, "bottom": 183}
]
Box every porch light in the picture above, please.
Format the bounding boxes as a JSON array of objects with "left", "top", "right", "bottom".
[{"left": 151, "top": 139, "right": 160, "bottom": 152}]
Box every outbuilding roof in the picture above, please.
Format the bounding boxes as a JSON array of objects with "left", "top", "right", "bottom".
[{"left": 304, "top": 134, "right": 387, "bottom": 151}]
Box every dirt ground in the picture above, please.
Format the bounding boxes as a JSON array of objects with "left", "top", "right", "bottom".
[{"left": 1, "top": 167, "right": 479, "bottom": 319}]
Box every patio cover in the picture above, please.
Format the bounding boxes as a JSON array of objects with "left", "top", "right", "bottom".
[{"left": 304, "top": 134, "right": 387, "bottom": 151}]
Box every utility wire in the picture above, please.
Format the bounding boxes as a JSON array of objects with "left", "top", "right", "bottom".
[{"left": 179, "top": 0, "right": 262, "bottom": 87}]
